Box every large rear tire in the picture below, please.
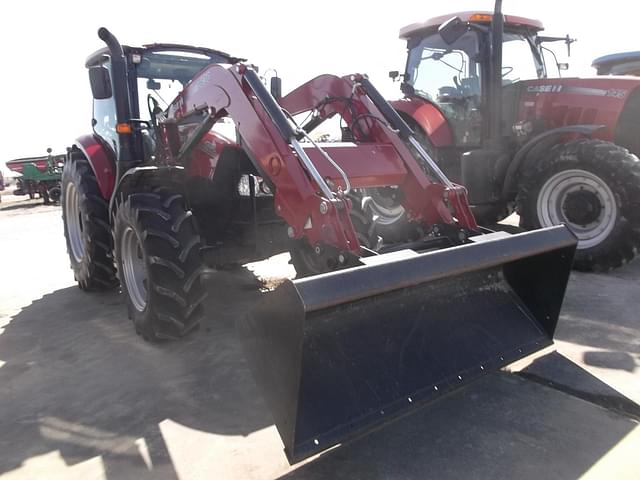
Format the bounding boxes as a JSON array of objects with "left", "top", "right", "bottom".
[
  {"left": 61, "top": 156, "right": 118, "bottom": 290},
  {"left": 113, "top": 190, "right": 207, "bottom": 340},
  {"left": 516, "top": 139, "right": 640, "bottom": 272}
]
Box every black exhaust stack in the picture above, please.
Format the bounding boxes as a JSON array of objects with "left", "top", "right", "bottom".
[
  {"left": 462, "top": 0, "right": 507, "bottom": 204},
  {"left": 488, "top": 0, "right": 504, "bottom": 147},
  {"left": 97, "top": 27, "right": 134, "bottom": 177}
]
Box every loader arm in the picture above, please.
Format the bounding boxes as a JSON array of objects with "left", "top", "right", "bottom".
[
  {"left": 165, "top": 64, "right": 360, "bottom": 253},
  {"left": 280, "top": 73, "right": 477, "bottom": 230},
  {"left": 164, "top": 65, "right": 475, "bottom": 256}
]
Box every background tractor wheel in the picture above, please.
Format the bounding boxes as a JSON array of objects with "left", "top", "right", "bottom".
[
  {"left": 48, "top": 183, "right": 62, "bottom": 203},
  {"left": 472, "top": 202, "right": 513, "bottom": 225},
  {"left": 61, "top": 156, "right": 118, "bottom": 290},
  {"left": 517, "top": 139, "right": 640, "bottom": 271},
  {"left": 114, "top": 190, "right": 207, "bottom": 341},
  {"left": 41, "top": 185, "right": 51, "bottom": 205}
]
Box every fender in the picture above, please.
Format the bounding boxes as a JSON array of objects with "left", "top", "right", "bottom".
[
  {"left": 73, "top": 134, "right": 116, "bottom": 199},
  {"left": 501, "top": 125, "right": 606, "bottom": 197},
  {"left": 390, "top": 97, "right": 454, "bottom": 147},
  {"left": 110, "top": 165, "right": 186, "bottom": 215}
]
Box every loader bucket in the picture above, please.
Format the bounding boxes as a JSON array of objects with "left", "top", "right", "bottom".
[{"left": 238, "top": 225, "right": 577, "bottom": 463}]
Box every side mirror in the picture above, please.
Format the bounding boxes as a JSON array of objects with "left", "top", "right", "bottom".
[
  {"left": 146, "top": 79, "right": 161, "bottom": 90},
  {"left": 270, "top": 76, "right": 282, "bottom": 99},
  {"left": 438, "top": 16, "right": 467, "bottom": 45},
  {"left": 389, "top": 70, "right": 400, "bottom": 80},
  {"left": 88, "top": 66, "right": 112, "bottom": 99}
]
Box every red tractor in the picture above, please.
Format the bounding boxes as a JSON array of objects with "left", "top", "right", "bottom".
[
  {"left": 62, "top": 28, "right": 576, "bottom": 462},
  {"left": 388, "top": 1, "right": 640, "bottom": 271}
]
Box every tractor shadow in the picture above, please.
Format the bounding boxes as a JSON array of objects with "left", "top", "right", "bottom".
[
  {"left": 556, "top": 259, "right": 640, "bottom": 357},
  {"left": 280, "top": 369, "right": 639, "bottom": 480},
  {"left": 0, "top": 266, "right": 275, "bottom": 479},
  {"left": 0, "top": 201, "right": 50, "bottom": 212},
  {"left": 583, "top": 350, "right": 636, "bottom": 372}
]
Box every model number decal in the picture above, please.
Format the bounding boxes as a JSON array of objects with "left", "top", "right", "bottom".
[
  {"left": 527, "top": 85, "right": 563, "bottom": 93},
  {"left": 605, "top": 89, "right": 627, "bottom": 99}
]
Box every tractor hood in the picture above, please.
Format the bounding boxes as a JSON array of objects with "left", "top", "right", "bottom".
[
  {"left": 513, "top": 76, "right": 640, "bottom": 155},
  {"left": 521, "top": 76, "right": 640, "bottom": 99}
]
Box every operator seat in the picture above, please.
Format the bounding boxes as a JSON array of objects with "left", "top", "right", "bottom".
[{"left": 437, "top": 86, "right": 463, "bottom": 103}]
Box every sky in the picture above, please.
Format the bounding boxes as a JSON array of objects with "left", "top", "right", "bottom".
[{"left": 0, "top": 0, "right": 636, "bottom": 170}]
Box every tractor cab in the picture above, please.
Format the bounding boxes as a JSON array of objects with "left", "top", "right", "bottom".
[
  {"left": 398, "top": 12, "right": 568, "bottom": 148},
  {"left": 85, "top": 37, "right": 242, "bottom": 168},
  {"left": 390, "top": 5, "right": 640, "bottom": 273}
]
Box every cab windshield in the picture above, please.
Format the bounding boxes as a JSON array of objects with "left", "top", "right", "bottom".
[
  {"left": 405, "top": 31, "right": 482, "bottom": 106},
  {"left": 405, "top": 31, "right": 482, "bottom": 145},
  {"left": 405, "top": 30, "right": 545, "bottom": 106},
  {"left": 133, "top": 50, "right": 233, "bottom": 121},
  {"left": 404, "top": 29, "right": 546, "bottom": 146}
]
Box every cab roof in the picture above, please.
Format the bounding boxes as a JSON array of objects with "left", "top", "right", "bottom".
[
  {"left": 592, "top": 51, "right": 640, "bottom": 75},
  {"left": 85, "top": 43, "right": 244, "bottom": 69},
  {"left": 400, "top": 11, "right": 544, "bottom": 39}
]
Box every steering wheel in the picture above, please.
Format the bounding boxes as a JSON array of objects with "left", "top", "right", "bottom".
[
  {"left": 501, "top": 66, "right": 514, "bottom": 77},
  {"left": 147, "top": 94, "right": 162, "bottom": 128}
]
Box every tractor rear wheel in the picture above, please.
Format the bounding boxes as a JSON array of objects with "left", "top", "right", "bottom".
[
  {"left": 62, "top": 156, "right": 118, "bottom": 290},
  {"left": 517, "top": 139, "right": 640, "bottom": 271},
  {"left": 113, "top": 190, "right": 207, "bottom": 340}
]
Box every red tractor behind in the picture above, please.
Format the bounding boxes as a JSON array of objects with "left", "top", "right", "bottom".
[{"left": 388, "top": 1, "right": 640, "bottom": 271}]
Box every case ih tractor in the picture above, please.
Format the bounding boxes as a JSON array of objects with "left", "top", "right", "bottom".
[
  {"left": 62, "top": 28, "right": 577, "bottom": 462},
  {"left": 388, "top": 1, "right": 640, "bottom": 271}
]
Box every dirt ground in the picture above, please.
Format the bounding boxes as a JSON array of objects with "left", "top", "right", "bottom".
[{"left": 0, "top": 195, "right": 639, "bottom": 479}]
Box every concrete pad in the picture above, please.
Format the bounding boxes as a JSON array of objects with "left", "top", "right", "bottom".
[{"left": 1, "top": 205, "right": 639, "bottom": 479}]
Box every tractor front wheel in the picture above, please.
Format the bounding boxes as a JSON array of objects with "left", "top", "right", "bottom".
[
  {"left": 62, "top": 156, "right": 118, "bottom": 290},
  {"left": 517, "top": 139, "right": 640, "bottom": 271},
  {"left": 114, "top": 190, "right": 207, "bottom": 340}
]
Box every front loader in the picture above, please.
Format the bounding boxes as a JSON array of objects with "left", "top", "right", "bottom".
[{"left": 62, "top": 28, "right": 577, "bottom": 463}]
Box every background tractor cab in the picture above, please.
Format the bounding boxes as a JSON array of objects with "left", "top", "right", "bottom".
[
  {"left": 390, "top": 1, "right": 640, "bottom": 272},
  {"left": 592, "top": 51, "right": 640, "bottom": 76},
  {"left": 398, "top": 12, "right": 571, "bottom": 149}
]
